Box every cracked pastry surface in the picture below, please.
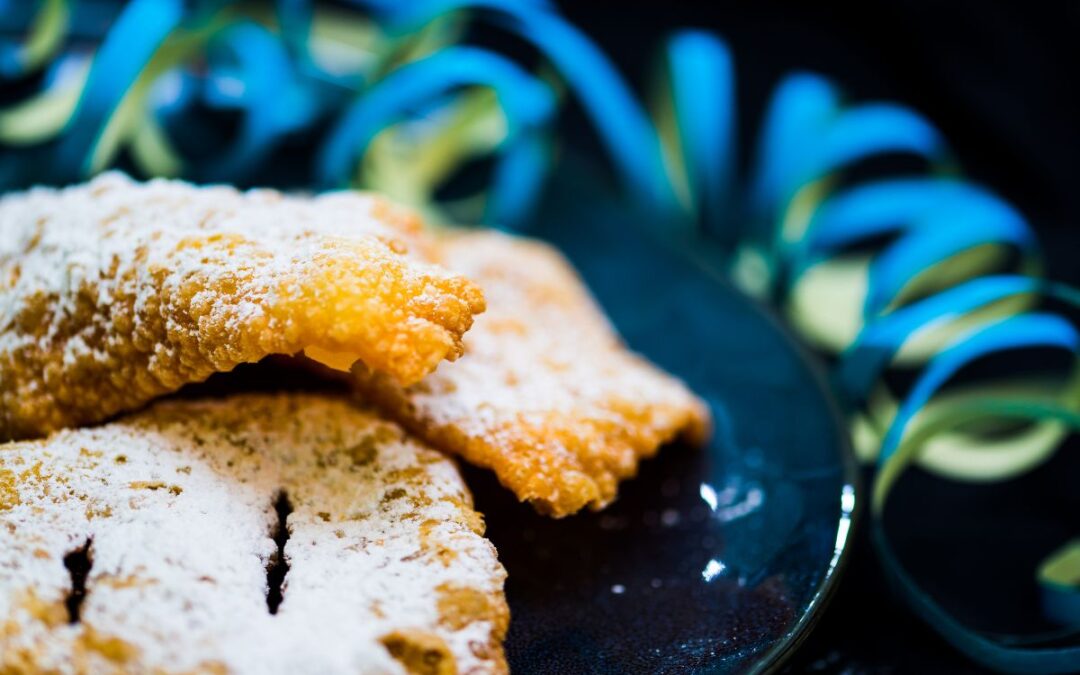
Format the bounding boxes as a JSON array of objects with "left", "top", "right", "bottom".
[
  {"left": 0, "top": 173, "right": 485, "bottom": 440},
  {"left": 352, "top": 230, "right": 711, "bottom": 517},
  {"left": 0, "top": 393, "right": 508, "bottom": 674}
]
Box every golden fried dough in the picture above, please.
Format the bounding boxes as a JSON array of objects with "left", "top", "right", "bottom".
[
  {"left": 0, "top": 393, "right": 508, "bottom": 674},
  {"left": 352, "top": 230, "right": 710, "bottom": 517},
  {"left": 0, "top": 173, "right": 484, "bottom": 440}
]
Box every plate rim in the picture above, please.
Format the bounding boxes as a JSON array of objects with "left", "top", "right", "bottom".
[{"left": 681, "top": 261, "right": 862, "bottom": 675}]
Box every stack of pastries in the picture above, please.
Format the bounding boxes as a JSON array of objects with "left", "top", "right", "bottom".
[{"left": 0, "top": 174, "right": 709, "bottom": 674}]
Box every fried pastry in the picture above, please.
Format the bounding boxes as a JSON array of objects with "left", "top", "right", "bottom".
[
  {"left": 352, "top": 230, "right": 710, "bottom": 517},
  {"left": 0, "top": 173, "right": 485, "bottom": 440},
  {"left": 0, "top": 393, "right": 508, "bottom": 674}
]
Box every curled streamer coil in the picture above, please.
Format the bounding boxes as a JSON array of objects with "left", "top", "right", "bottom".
[
  {"left": 1, "top": 1, "right": 1077, "bottom": 670},
  {"left": 0, "top": 0, "right": 562, "bottom": 225},
  {"left": 654, "top": 32, "right": 1080, "bottom": 672}
]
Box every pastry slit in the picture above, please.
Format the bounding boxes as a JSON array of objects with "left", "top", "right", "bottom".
[
  {"left": 62, "top": 538, "right": 93, "bottom": 624},
  {"left": 265, "top": 490, "right": 292, "bottom": 615}
]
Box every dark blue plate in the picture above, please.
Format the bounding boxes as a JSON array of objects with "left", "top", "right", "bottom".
[{"left": 463, "top": 176, "right": 858, "bottom": 674}]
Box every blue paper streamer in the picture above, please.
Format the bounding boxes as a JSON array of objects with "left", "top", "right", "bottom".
[
  {"left": 361, "top": 0, "right": 679, "bottom": 214},
  {"left": 837, "top": 275, "right": 1039, "bottom": 403},
  {"left": 878, "top": 313, "right": 1079, "bottom": 465},
  {"left": 660, "top": 25, "right": 1079, "bottom": 672},
  {"left": 664, "top": 30, "right": 735, "bottom": 235},
  {"left": 200, "top": 22, "right": 320, "bottom": 181},
  {"left": 53, "top": 0, "right": 183, "bottom": 181},
  {"left": 317, "top": 45, "right": 555, "bottom": 224},
  {"left": 750, "top": 73, "right": 840, "bottom": 227}
]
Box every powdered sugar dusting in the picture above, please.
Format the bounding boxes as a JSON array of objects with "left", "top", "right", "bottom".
[
  {"left": 355, "top": 231, "right": 711, "bottom": 517},
  {"left": 0, "top": 393, "right": 507, "bottom": 674},
  {"left": 0, "top": 173, "right": 484, "bottom": 439}
]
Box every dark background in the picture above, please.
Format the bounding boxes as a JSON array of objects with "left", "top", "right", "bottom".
[
  {"left": 554, "top": 0, "right": 1080, "bottom": 287},
  {"left": 551, "top": 2, "right": 1079, "bottom": 673}
]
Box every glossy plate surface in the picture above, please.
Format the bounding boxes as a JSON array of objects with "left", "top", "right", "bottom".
[{"left": 465, "top": 175, "right": 858, "bottom": 674}]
